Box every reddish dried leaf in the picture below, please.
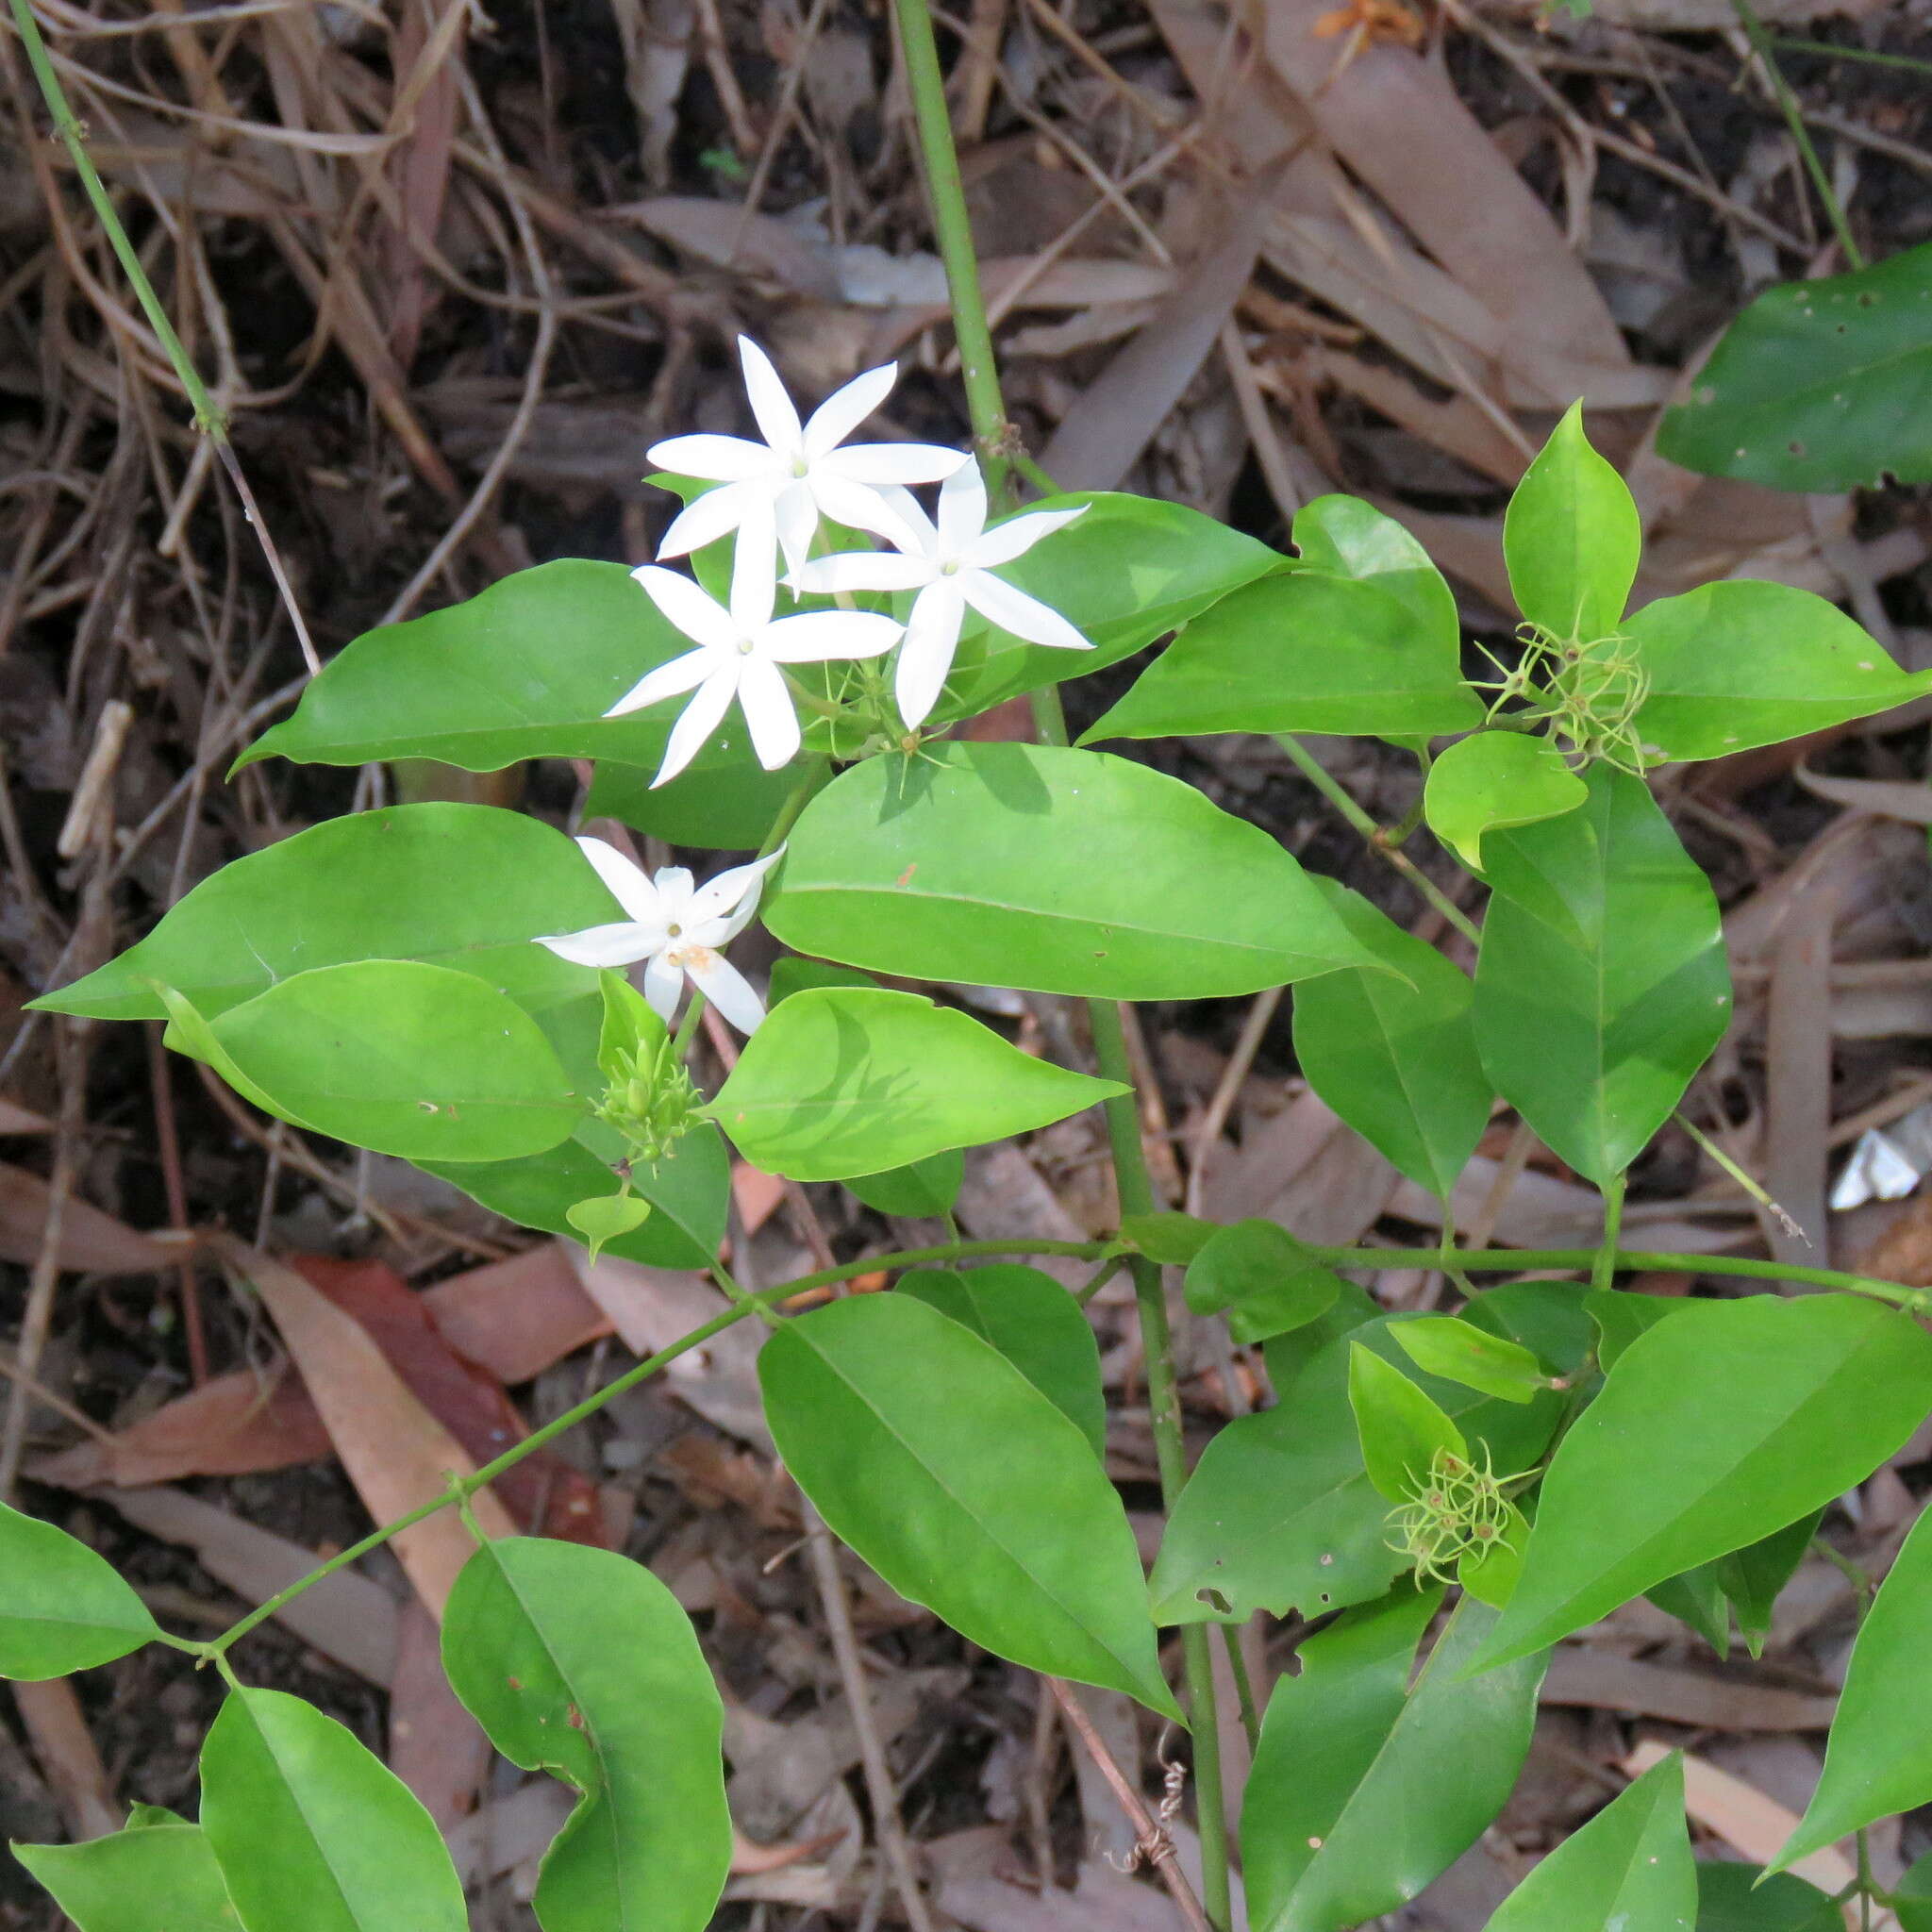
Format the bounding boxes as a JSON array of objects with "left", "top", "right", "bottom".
[{"left": 418, "top": 1239, "right": 611, "bottom": 1385}]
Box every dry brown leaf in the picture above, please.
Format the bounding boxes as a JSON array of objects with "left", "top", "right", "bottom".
[
  {"left": 0, "top": 1100, "right": 52, "bottom": 1134},
  {"left": 1763, "top": 864, "right": 1842, "bottom": 1267},
  {"left": 11, "top": 1678, "right": 119, "bottom": 1841},
  {"left": 419, "top": 1238, "right": 612, "bottom": 1386},
  {"left": 955, "top": 1142, "right": 1091, "bottom": 1292},
  {"left": 1796, "top": 767, "right": 1932, "bottom": 826},
  {"left": 210, "top": 1237, "right": 514, "bottom": 1621},
  {"left": 928, "top": 1827, "right": 1174, "bottom": 1932},
  {"left": 0, "top": 1163, "right": 168, "bottom": 1274},
  {"left": 1541, "top": 1647, "right": 1838, "bottom": 1732},
  {"left": 388, "top": 1598, "right": 490, "bottom": 1830}
]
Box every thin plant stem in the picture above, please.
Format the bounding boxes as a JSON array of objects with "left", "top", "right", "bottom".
[
  {"left": 1592, "top": 1173, "right": 1626, "bottom": 1296},
  {"left": 1220, "top": 1626, "right": 1261, "bottom": 1753},
  {"left": 1674, "top": 1108, "right": 1807, "bottom": 1242},
  {"left": 1275, "top": 734, "right": 1482, "bottom": 946},
  {"left": 1770, "top": 36, "right": 1932, "bottom": 80},
  {"left": 1732, "top": 0, "right": 1865, "bottom": 269},
  {"left": 1308, "top": 1245, "right": 1930, "bottom": 1312},
  {"left": 891, "top": 0, "right": 1011, "bottom": 497}
]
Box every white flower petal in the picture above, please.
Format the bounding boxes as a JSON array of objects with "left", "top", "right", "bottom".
[
  {"left": 791, "top": 551, "right": 935, "bottom": 596},
  {"left": 685, "top": 949, "right": 766, "bottom": 1035},
  {"left": 605, "top": 645, "right": 711, "bottom": 718},
  {"left": 726, "top": 531, "right": 777, "bottom": 636},
  {"left": 683, "top": 847, "right": 783, "bottom": 934},
  {"left": 641, "top": 949, "right": 684, "bottom": 1024},
  {"left": 631, "top": 565, "right": 742, "bottom": 655},
  {"left": 534, "top": 923, "right": 655, "bottom": 969},
  {"left": 736, "top": 655, "right": 803, "bottom": 771},
  {"left": 824, "top": 441, "right": 970, "bottom": 488},
  {"left": 961, "top": 570, "right": 1093, "bottom": 652},
  {"left": 574, "top": 836, "right": 665, "bottom": 925},
  {"left": 935, "top": 459, "right": 988, "bottom": 553},
  {"left": 763, "top": 608, "right": 902, "bottom": 664},
  {"left": 651, "top": 867, "right": 696, "bottom": 920},
  {"left": 773, "top": 481, "right": 822, "bottom": 578},
  {"left": 809, "top": 471, "right": 925, "bottom": 552},
  {"left": 738, "top": 337, "right": 804, "bottom": 457},
  {"left": 873, "top": 483, "right": 941, "bottom": 556},
  {"left": 657, "top": 480, "right": 764, "bottom": 559},
  {"left": 646, "top": 433, "right": 776, "bottom": 484},
  {"left": 653, "top": 664, "right": 741, "bottom": 789},
  {"left": 966, "top": 503, "right": 1088, "bottom": 570},
  {"left": 802, "top": 361, "right": 896, "bottom": 459},
  {"left": 892, "top": 578, "right": 968, "bottom": 728}
]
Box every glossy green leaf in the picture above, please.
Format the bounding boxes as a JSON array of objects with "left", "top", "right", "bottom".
[
  {"left": 1348, "top": 1343, "right": 1467, "bottom": 1505},
  {"left": 1648, "top": 1562, "right": 1733, "bottom": 1657},
  {"left": 760, "top": 1293, "right": 1178, "bottom": 1718},
  {"left": 1391, "top": 1315, "right": 1544, "bottom": 1404},
  {"left": 1260, "top": 1281, "right": 1381, "bottom": 1396},
  {"left": 1695, "top": 1863, "right": 1840, "bottom": 1931},
  {"left": 1152, "top": 1309, "right": 1563, "bottom": 1624},
  {"left": 1122, "top": 1211, "right": 1220, "bottom": 1266},
  {"left": 1657, "top": 242, "right": 1932, "bottom": 491},
  {"left": 933, "top": 491, "right": 1285, "bottom": 723},
  {"left": 200, "top": 1687, "right": 466, "bottom": 1932},
  {"left": 34, "top": 806, "right": 614, "bottom": 1024},
  {"left": 1624, "top": 579, "right": 1932, "bottom": 762},
  {"left": 1291, "top": 879, "right": 1491, "bottom": 1200},
  {"left": 1717, "top": 1510, "right": 1822, "bottom": 1658},
  {"left": 1290, "top": 494, "right": 1460, "bottom": 652},
  {"left": 0, "top": 1499, "right": 161, "bottom": 1678},
  {"left": 1082, "top": 569, "right": 1481, "bottom": 744},
  {"left": 767, "top": 742, "right": 1392, "bottom": 1001},
  {"left": 1894, "top": 1850, "right": 1932, "bottom": 1932},
  {"left": 1474, "top": 764, "right": 1731, "bottom": 1186},
  {"left": 1423, "top": 732, "right": 1589, "bottom": 872},
  {"left": 1461, "top": 1279, "right": 1594, "bottom": 1377},
  {"left": 1504, "top": 402, "right": 1640, "bottom": 641},
  {"left": 706, "top": 987, "right": 1121, "bottom": 1181},
  {"left": 898, "top": 1265, "right": 1107, "bottom": 1459},
  {"left": 565, "top": 1191, "right": 651, "bottom": 1263},
  {"left": 14, "top": 1822, "right": 240, "bottom": 1932},
  {"left": 237, "top": 560, "right": 775, "bottom": 784},
  {"left": 1244, "top": 1593, "right": 1545, "bottom": 1932},
  {"left": 584, "top": 755, "right": 797, "bottom": 852},
  {"left": 419, "top": 1115, "right": 727, "bottom": 1268},
  {"left": 1585, "top": 1288, "right": 1687, "bottom": 1370},
  {"left": 441, "top": 1537, "right": 731, "bottom": 1930},
  {"left": 1184, "top": 1219, "right": 1343, "bottom": 1345},
  {"left": 160, "top": 963, "right": 581, "bottom": 1163},
  {"left": 1775, "top": 1495, "right": 1932, "bottom": 1869},
  {"left": 1486, "top": 1751, "right": 1695, "bottom": 1932},
  {"left": 1472, "top": 1294, "right": 1932, "bottom": 1671},
  {"left": 1458, "top": 1497, "right": 1530, "bottom": 1609}
]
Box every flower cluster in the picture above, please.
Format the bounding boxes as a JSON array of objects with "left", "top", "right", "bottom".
[{"left": 611, "top": 337, "right": 1094, "bottom": 787}]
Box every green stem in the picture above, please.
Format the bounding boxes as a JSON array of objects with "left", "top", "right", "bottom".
[
  {"left": 1309, "top": 1245, "right": 1930, "bottom": 1312},
  {"left": 1220, "top": 1625, "right": 1262, "bottom": 1753},
  {"left": 1592, "top": 1173, "right": 1626, "bottom": 1296},
  {"left": 1275, "top": 735, "right": 1481, "bottom": 947},
  {"left": 891, "top": 0, "right": 1010, "bottom": 497},
  {"left": 1732, "top": 0, "right": 1865, "bottom": 269},
  {"left": 1770, "top": 36, "right": 1932, "bottom": 80},
  {"left": 197, "top": 1235, "right": 1115, "bottom": 1657}
]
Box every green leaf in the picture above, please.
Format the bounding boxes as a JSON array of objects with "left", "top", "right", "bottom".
[
  {"left": 1624, "top": 579, "right": 1932, "bottom": 762},
  {"left": 932, "top": 491, "right": 1286, "bottom": 723},
  {"left": 1895, "top": 1850, "right": 1932, "bottom": 1932},
  {"left": 766, "top": 742, "right": 1394, "bottom": 1001},
  {"left": 32, "top": 804, "right": 614, "bottom": 1024},
  {"left": 1458, "top": 1498, "right": 1531, "bottom": 1609},
  {"left": 419, "top": 1116, "right": 727, "bottom": 1268},
  {"left": 1289, "top": 494, "right": 1461, "bottom": 654},
  {"left": 199, "top": 1687, "right": 466, "bottom": 1932},
  {"left": 1717, "top": 1510, "right": 1822, "bottom": 1658},
  {"left": 898, "top": 1265, "right": 1107, "bottom": 1459},
  {"left": 1471, "top": 1294, "right": 1932, "bottom": 1671},
  {"left": 1647, "top": 1562, "right": 1733, "bottom": 1657},
  {"left": 759, "top": 1293, "right": 1178, "bottom": 1719},
  {"left": 565, "top": 1191, "right": 651, "bottom": 1263},
  {"left": 1485, "top": 1751, "right": 1695, "bottom": 1932},
  {"left": 1695, "top": 1863, "right": 1840, "bottom": 1931},
  {"left": 0, "top": 1499, "right": 161, "bottom": 1679},
  {"left": 703, "top": 987, "right": 1124, "bottom": 1181},
  {"left": 1504, "top": 402, "right": 1641, "bottom": 641},
  {"left": 1774, "top": 1494, "right": 1932, "bottom": 1869},
  {"left": 1656, "top": 242, "right": 1932, "bottom": 491},
  {"left": 1243, "top": 1593, "right": 1545, "bottom": 1932},
  {"left": 159, "top": 963, "right": 581, "bottom": 1163},
  {"left": 845, "top": 1149, "right": 964, "bottom": 1218},
  {"left": 1423, "top": 733, "right": 1589, "bottom": 872},
  {"left": 1585, "top": 1288, "right": 1686, "bottom": 1370},
  {"left": 1474, "top": 764, "right": 1731, "bottom": 1186},
  {"left": 1152, "top": 1311, "right": 1563, "bottom": 1624},
  {"left": 1291, "top": 878, "right": 1490, "bottom": 1200},
  {"left": 14, "top": 1822, "right": 240, "bottom": 1932},
  {"left": 593, "top": 969, "right": 665, "bottom": 1079},
  {"left": 237, "top": 560, "right": 774, "bottom": 784},
  {"left": 1390, "top": 1315, "right": 1545, "bottom": 1404},
  {"left": 1081, "top": 569, "right": 1481, "bottom": 744},
  {"left": 1347, "top": 1343, "right": 1467, "bottom": 1504},
  {"left": 1462, "top": 1279, "right": 1595, "bottom": 1377},
  {"left": 1121, "top": 1211, "right": 1219, "bottom": 1266},
  {"left": 440, "top": 1537, "right": 731, "bottom": 1930},
  {"left": 1261, "top": 1282, "right": 1381, "bottom": 1396},
  {"left": 584, "top": 756, "right": 798, "bottom": 852},
  {"left": 1184, "top": 1219, "right": 1343, "bottom": 1346}
]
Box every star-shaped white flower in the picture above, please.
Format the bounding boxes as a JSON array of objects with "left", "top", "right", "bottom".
[
  {"left": 534, "top": 839, "right": 781, "bottom": 1035},
  {"left": 648, "top": 338, "right": 968, "bottom": 575},
  {"left": 789, "top": 462, "right": 1092, "bottom": 728},
  {"left": 612, "top": 538, "right": 901, "bottom": 787}
]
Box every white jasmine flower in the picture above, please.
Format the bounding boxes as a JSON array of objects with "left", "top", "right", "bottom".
[
  {"left": 648, "top": 337, "right": 968, "bottom": 575},
  {"left": 535, "top": 839, "right": 781, "bottom": 1035},
  {"left": 612, "top": 538, "right": 901, "bottom": 787},
  {"left": 789, "top": 461, "right": 1092, "bottom": 728}
]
